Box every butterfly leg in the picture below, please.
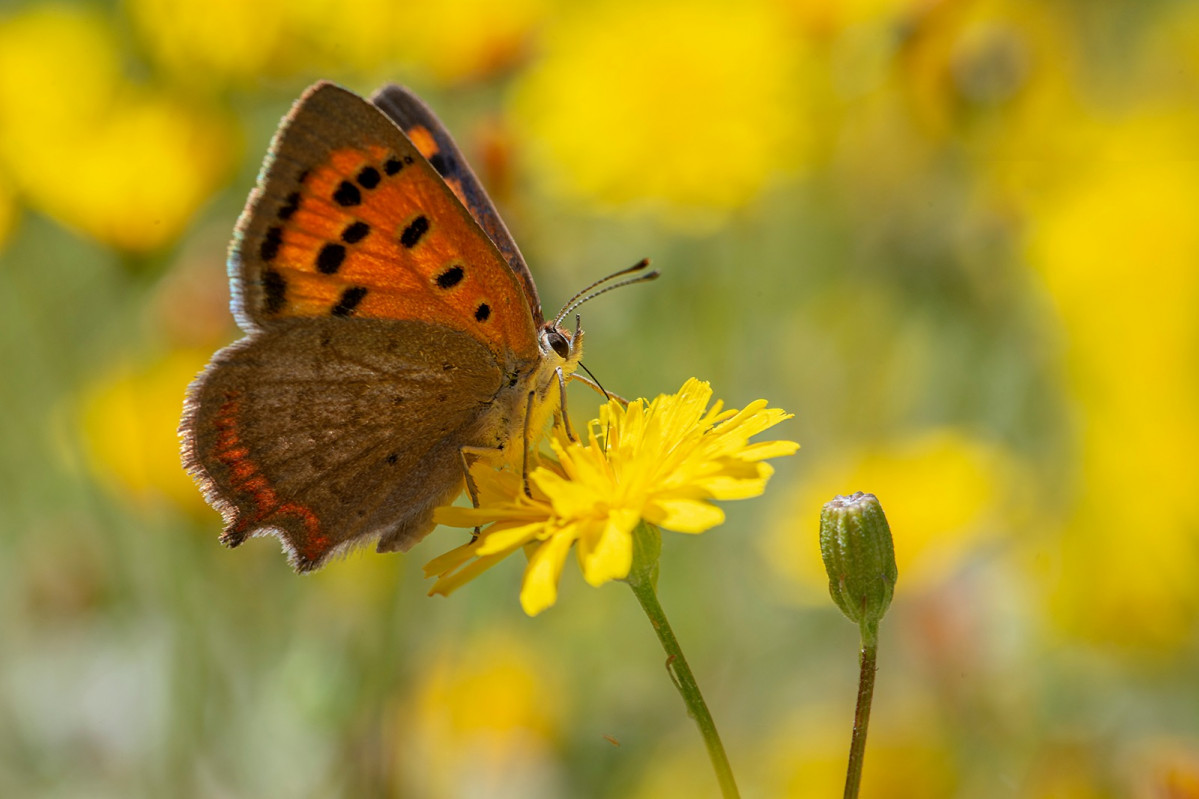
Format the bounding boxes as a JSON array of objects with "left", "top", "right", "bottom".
[
  {"left": 457, "top": 447, "right": 484, "bottom": 541},
  {"left": 555, "top": 366, "right": 577, "bottom": 442},
  {"left": 459, "top": 443, "right": 521, "bottom": 541},
  {"left": 522, "top": 390, "right": 535, "bottom": 499}
]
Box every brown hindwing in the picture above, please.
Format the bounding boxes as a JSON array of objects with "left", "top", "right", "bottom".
[{"left": 181, "top": 318, "right": 505, "bottom": 571}]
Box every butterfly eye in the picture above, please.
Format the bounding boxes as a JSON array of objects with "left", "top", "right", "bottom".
[{"left": 546, "top": 329, "right": 571, "bottom": 359}]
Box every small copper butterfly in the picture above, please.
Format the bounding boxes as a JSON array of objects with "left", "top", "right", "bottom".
[{"left": 180, "top": 82, "right": 640, "bottom": 572}]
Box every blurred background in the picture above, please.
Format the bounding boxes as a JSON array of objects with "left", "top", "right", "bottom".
[{"left": 2, "top": 0, "right": 1197, "bottom": 796}]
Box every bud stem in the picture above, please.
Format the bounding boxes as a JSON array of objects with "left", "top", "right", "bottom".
[
  {"left": 626, "top": 522, "right": 741, "bottom": 799},
  {"left": 843, "top": 622, "right": 879, "bottom": 799}
]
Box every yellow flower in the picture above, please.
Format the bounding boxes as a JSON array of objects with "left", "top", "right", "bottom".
[
  {"left": 761, "top": 707, "right": 959, "bottom": 798},
  {"left": 394, "top": 631, "right": 566, "bottom": 796},
  {"left": 0, "top": 6, "right": 234, "bottom": 252},
  {"left": 1023, "top": 109, "right": 1199, "bottom": 651},
  {"left": 425, "top": 378, "right": 798, "bottom": 615},
  {"left": 394, "top": 0, "right": 548, "bottom": 85},
  {"left": 509, "top": 0, "right": 816, "bottom": 226},
  {"left": 129, "top": 0, "right": 546, "bottom": 88},
  {"left": 79, "top": 349, "right": 214, "bottom": 513},
  {"left": 128, "top": 0, "right": 300, "bottom": 85},
  {"left": 778, "top": 0, "right": 924, "bottom": 39},
  {"left": 130, "top": 0, "right": 408, "bottom": 84},
  {"left": 898, "top": 0, "right": 1077, "bottom": 143}
]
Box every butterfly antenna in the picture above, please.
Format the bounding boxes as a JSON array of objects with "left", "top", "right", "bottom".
[
  {"left": 578, "top": 361, "right": 611, "bottom": 402},
  {"left": 580, "top": 359, "right": 613, "bottom": 448},
  {"left": 553, "top": 258, "right": 658, "bottom": 328}
]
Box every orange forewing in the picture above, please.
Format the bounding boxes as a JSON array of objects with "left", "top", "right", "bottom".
[
  {"left": 234, "top": 83, "right": 538, "bottom": 361},
  {"left": 369, "top": 85, "right": 543, "bottom": 323},
  {"left": 404, "top": 124, "right": 479, "bottom": 241}
]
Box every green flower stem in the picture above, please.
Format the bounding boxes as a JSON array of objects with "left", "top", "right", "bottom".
[
  {"left": 843, "top": 620, "right": 880, "bottom": 799},
  {"left": 626, "top": 522, "right": 740, "bottom": 799}
]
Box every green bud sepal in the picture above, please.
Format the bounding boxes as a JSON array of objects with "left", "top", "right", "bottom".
[{"left": 820, "top": 492, "right": 898, "bottom": 640}]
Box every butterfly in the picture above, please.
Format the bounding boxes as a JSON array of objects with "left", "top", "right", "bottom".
[{"left": 180, "top": 82, "right": 650, "bottom": 572}]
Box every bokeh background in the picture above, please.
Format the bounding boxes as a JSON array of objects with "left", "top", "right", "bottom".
[{"left": 2, "top": 0, "right": 1198, "bottom": 796}]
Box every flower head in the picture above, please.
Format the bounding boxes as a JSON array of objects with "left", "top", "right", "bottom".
[
  {"left": 508, "top": 0, "right": 815, "bottom": 227},
  {"left": 425, "top": 378, "right": 798, "bottom": 615}
]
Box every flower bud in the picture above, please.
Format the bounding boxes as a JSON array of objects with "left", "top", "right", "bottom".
[{"left": 820, "top": 492, "right": 898, "bottom": 633}]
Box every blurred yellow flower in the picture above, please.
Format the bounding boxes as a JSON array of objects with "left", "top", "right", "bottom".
[
  {"left": 509, "top": 0, "right": 815, "bottom": 226},
  {"left": 395, "top": 0, "right": 547, "bottom": 85},
  {"left": 79, "top": 349, "right": 213, "bottom": 512},
  {"left": 629, "top": 741, "right": 727, "bottom": 799},
  {"left": 778, "top": 0, "right": 927, "bottom": 39},
  {"left": 129, "top": 0, "right": 546, "bottom": 88},
  {"left": 1024, "top": 109, "right": 1199, "bottom": 650},
  {"left": 396, "top": 632, "right": 565, "bottom": 797},
  {"left": 761, "top": 708, "right": 958, "bottom": 798},
  {"left": 0, "top": 175, "right": 16, "bottom": 250},
  {"left": 1131, "top": 738, "right": 1199, "bottom": 799},
  {"left": 130, "top": 0, "right": 396, "bottom": 84},
  {"left": 768, "top": 428, "right": 1025, "bottom": 599},
  {"left": 898, "top": 0, "right": 1076, "bottom": 143},
  {"left": 0, "top": 6, "right": 234, "bottom": 252},
  {"left": 426, "top": 378, "right": 797, "bottom": 615},
  {"left": 128, "top": 0, "right": 299, "bottom": 84}
]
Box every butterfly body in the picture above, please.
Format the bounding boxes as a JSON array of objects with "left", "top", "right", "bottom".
[{"left": 181, "top": 82, "right": 580, "bottom": 571}]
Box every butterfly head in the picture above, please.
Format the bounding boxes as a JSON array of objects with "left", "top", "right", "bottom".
[{"left": 540, "top": 320, "right": 584, "bottom": 376}]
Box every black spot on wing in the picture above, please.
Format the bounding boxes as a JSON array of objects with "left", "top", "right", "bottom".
[
  {"left": 263, "top": 269, "right": 287, "bottom": 314},
  {"left": 341, "top": 221, "right": 370, "bottom": 244},
  {"left": 278, "top": 192, "right": 300, "bottom": 220},
  {"left": 332, "top": 286, "right": 368, "bottom": 317},
  {"left": 333, "top": 180, "right": 361, "bottom": 207},
  {"left": 475, "top": 303, "right": 491, "bottom": 322},
  {"left": 316, "top": 243, "right": 346, "bottom": 274},
  {"left": 400, "top": 215, "right": 429, "bottom": 248},
  {"left": 436, "top": 265, "right": 464, "bottom": 288},
  {"left": 260, "top": 226, "right": 283, "bottom": 262},
  {"left": 384, "top": 157, "right": 403, "bottom": 175},
  {"left": 357, "top": 166, "right": 380, "bottom": 189}
]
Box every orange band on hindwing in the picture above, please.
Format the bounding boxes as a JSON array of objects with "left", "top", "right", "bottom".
[{"left": 211, "top": 392, "right": 327, "bottom": 562}]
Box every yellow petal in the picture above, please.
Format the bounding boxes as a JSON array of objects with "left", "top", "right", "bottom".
[
  {"left": 475, "top": 521, "right": 548, "bottom": 555},
  {"left": 427, "top": 550, "right": 512, "bottom": 597},
  {"left": 433, "top": 505, "right": 491, "bottom": 527},
  {"left": 578, "top": 510, "right": 637, "bottom": 586},
  {"left": 519, "top": 531, "right": 576, "bottom": 616},
  {"left": 740, "top": 439, "right": 801, "bottom": 461},
  {"left": 422, "top": 541, "right": 476, "bottom": 577},
  {"left": 697, "top": 465, "right": 773, "bottom": 500},
  {"left": 532, "top": 466, "right": 602, "bottom": 516},
  {"left": 647, "top": 497, "right": 726, "bottom": 533}
]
